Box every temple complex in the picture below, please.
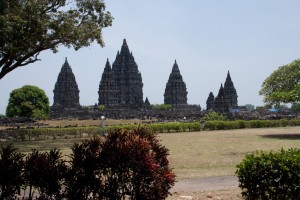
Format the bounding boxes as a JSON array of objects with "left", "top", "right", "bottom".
[
  {"left": 51, "top": 39, "right": 237, "bottom": 119},
  {"left": 206, "top": 71, "right": 238, "bottom": 113},
  {"left": 164, "top": 60, "right": 188, "bottom": 105},
  {"left": 52, "top": 58, "right": 80, "bottom": 110},
  {"left": 98, "top": 39, "right": 144, "bottom": 109}
]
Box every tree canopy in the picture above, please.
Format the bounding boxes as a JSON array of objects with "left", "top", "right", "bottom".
[
  {"left": 0, "top": 0, "right": 113, "bottom": 79},
  {"left": 6, "top": 85, "right": 50, "bottom": 120},
  {"left": 259, "top": 59, "right": 300, "bottom": 105}
]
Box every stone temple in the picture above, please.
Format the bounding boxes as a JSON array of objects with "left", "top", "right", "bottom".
[
  {"left": 98, "top": 39, "right": 144, "bottom": 109},
  {"left": 206, "top": 71, "right": 238, "bottom": 113},
  {"left": 164, "top": 60, "right": 188, "bottom": 105},
  {"left": 52, "top": 58, "right": 80, "bottom": 111}
]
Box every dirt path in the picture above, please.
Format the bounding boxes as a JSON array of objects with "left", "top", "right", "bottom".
[
  {"left": 168, "top": 176, "right": 242, "bottom": 199},
  {"left": 171, "top": 175, "right": 239, "bottom": 192}
]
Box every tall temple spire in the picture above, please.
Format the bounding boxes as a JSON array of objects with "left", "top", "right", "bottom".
[
  {"left": 172, "top": 60, "right": 180, "bottom": 73},
  {"left": 164, "top": 60, "right": 188, "bottom": 105},
  {"left": 214, "top": 84, "right": 229, "bottom": 113},
  {"left": 206, "top": 92, "right": 215, "bottom": 110},
  {"left": 98, "top": 58, "right": 118, "bottom": 106},
  {"left": 52, "top": 58, "right": 80, "bottom": 110},
  {"left": 207, "top": 71, "right": 238, "bottom": 113},
  {"left": 104, "top": 39, "right": 144, "bottom": 108},
  {"left": 224, "top": 70, "right": 238, "bottom": 109},
  {"left": 120, "top": 38, "right": 130, "bottom": 57}
]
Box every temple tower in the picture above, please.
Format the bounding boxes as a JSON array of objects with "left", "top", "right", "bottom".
[
  {"left": 144, "top": 97, "right": 151, "bottom": 109},
  {"left": 214, "top": 84, "right": 229, "bottom": 113},
  {"left": 98, "top": 59, "right": 118, "bottom": 106},
  {"left": 52, "top": 58, "right": 80, "bottom": 110},
  {"left": 223, "top": 71, "right": 238, "bottom": 109},
  {"left": 164, "top": 60, "right": 188, "bottom": 105},
  {"left": 206, "top": 92, "right": 215, "bottom": 110},
  {"left": 111, "top": 39, "right": 144, "bottom": 107}
]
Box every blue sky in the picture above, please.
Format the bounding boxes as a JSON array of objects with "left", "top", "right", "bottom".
[{"left": 1, "top": 0, "right": 300, "bottom": 114}]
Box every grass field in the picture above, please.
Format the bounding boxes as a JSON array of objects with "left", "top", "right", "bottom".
[
  {"left": 159, "top": 127, "right": 300, "bottom": 179},
  {"left": 1, "top": 126, "right": 300, "bottom": 179}
]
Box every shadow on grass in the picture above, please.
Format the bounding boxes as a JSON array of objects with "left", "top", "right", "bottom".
[{"left": 260, "top": 134, "right": 300, "bottom": 140}]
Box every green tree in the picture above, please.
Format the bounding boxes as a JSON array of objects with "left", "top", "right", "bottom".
[
  {"left": 291, "top": 103, "right": 300, "bottom": 112},
  {"left": 0, "top": 0, "right": 113, "bottom": 79},
  {"left": 202, "top": 111, "right": 227, "bottom": 121},
  {"left": 259, "top": 59, "right": 300, "bottom": 105},
  {"left": 6, "top": 85, "right": 50, "bottom": 120},
  {"left": 245, "top": 104, "right": 255, "bottom": 111}
]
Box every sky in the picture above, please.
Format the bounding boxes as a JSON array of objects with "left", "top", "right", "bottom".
[{"left": 1, "top": 0, "right": 300, "bottom": 114}]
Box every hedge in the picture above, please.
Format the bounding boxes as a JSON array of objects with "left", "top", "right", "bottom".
[
  {"left": 203, "top": 119, "right": 300, "bottom": 130},
  {"left": 236, "top": 148, "right": 300, "bottom": 199},
  {"left": 2, "top": 119, "right": 300, "bottom": 141}
]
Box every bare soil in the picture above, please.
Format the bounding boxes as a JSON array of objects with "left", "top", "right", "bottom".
[{"left": 168, "top": 176, "right": 242, "bottom": 199}]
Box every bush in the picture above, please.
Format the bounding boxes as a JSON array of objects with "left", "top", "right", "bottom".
[
  {"left": 236, "top": 148, "right": 300, "bottom": 199},
  {"left": 65, "top": 126, "right": 176, "bottom": 199},
  {"left": 0, "top": 144, "right": 24, "bottom": 200},
  {"left": 1, "top": 127, "right": 176, "bottom": 199},
  {"left": 202, "top": 111, "right": 227, "bottom": 121},
  {"left": 24, "top": 149, "right": 66, "bottom": 199}
]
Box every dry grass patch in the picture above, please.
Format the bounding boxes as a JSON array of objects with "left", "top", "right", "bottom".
[{"left": 159, "top": 127, "right": 300, "bottom": 179}]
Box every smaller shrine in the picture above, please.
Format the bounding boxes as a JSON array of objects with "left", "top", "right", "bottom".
[
  {"left": 52, "top": 58, "right": 81, "bottom": 111},
  {"left": 206, "top": 71, "right": 238, "bottom": 113},
  {"left": 164, "top": 60, "right": 188, "bottom": 106}
]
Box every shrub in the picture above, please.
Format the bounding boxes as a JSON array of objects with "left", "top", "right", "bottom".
[
  {"left": 236, "top": 148, "right": 300, "bottom": 199},
  {"left": 23, "top": 149, "right": 66, "bottom": 199},
  {"left": 0, "top": 144, "right": 24, "bottom": 200},
  {"left": 202, "top": 111, "right": 227, "bottom": 121},
  {"left": 65, "top": 126, "right": 176, "bottom": 199}
]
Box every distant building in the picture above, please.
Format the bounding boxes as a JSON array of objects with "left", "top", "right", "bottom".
[
  {"left": 164, "top": 60, "right": 188, "bottom": 106},
  {"left": 206, "top": 71, "right": 238, "bottom": 113},
  {"left": 52, "top": 58, "right": 80, "bottom": 110},
  {"left": 98, "top": 39, "right": 144, "bottom": 109}
]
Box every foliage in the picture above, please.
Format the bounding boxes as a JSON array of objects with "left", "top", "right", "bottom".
[
  {"left": 203, "top": 119, "right": 298, "bottom": 130},
  {"left": 0, "top": 128, "right": 175, "bottom": 199},
  {"left": 23, "top": 149, "right": 66, "bottom": 199},
  {"left": 152, "top": 104, "right": 172, "bottom": 110},
  {"left": 65, "top": 127, "right": 176, "bottom": 199},
  {"left": 274, "top": 103, "right": 288, "bottom": 110},
  {"left": 98, "top": 104, "right": 105, "bottom": 111},
  {"left": 0, "top": 144, "right": 24, "bottom": 200},
  {"left": 0, "top": 0, "right": 113, "bottom": 79},
  {"left": 259, "top": 59, "right": 300, "bottom": 105},
  {"left": 291, "top": 103, "right": 300, "bottom": 112},
  {"left": 236, "top": 148, "right": 300, "bottom": 199},
  {"left": 6, "top": 85, "right": 50, "bottom": 120},
  {"left": 245, "top": 104, "right": 255, "bottom": 111},
  {"left": 202, "top": 111, "right": 227, "bottom": 121}
]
